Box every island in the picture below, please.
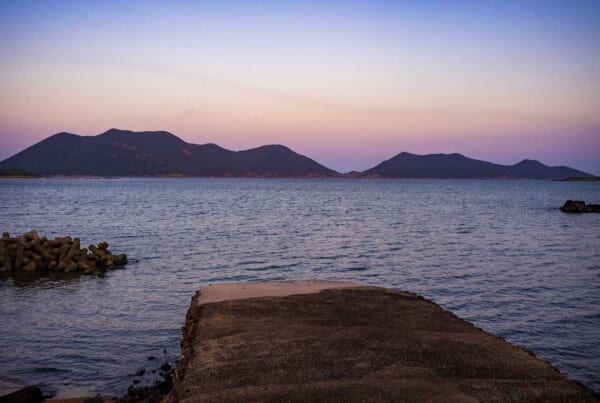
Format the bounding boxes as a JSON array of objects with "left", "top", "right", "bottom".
[{"left": 0, "top": 129, "right": 592, "bottom": 179}]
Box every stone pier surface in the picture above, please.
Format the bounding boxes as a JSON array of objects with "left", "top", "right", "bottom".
[{"left": 169, "top": 280, "right": 597, "bottom": 402}]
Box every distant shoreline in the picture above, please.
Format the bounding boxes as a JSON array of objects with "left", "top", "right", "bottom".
[
  {"left": 0, "top": 168, "right": 39, "bottom": 178},
  {"left": 554, "top": 176, "right": 600, "bottom": 182},
  {"left": 1, "top": 129, "right": 593, "bottom": 179},
  {"left": 1, "top": 175, "right": 595, "bottom": 180}
]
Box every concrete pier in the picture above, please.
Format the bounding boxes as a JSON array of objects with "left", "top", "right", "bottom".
[{"left": 168, "top": 281, "right": 597, "bottom": 402}]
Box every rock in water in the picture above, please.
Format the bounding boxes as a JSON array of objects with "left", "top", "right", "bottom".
[
  {"left": 560, "top": 200, "right": 600, "bottom": 213},
  {"left": 0, "top": 386, "right": 44, "bottom": 403}
]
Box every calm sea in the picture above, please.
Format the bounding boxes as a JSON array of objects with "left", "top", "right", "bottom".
[{"left": 0, "top": 178, "right": 599, "bottom": 396}]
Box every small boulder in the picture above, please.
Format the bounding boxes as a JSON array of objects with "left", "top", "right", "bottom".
[
  {"left": 560, "top": 200, "right": 600, "bottom": 213},
  {"left": 0, "top": 385, "right": 44, "bottom": 403}
]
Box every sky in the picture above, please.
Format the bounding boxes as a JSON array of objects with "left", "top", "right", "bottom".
[{"left": 0, "top": 0, "right": 599, "bottom": 173}]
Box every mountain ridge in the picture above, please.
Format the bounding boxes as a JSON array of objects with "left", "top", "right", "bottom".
[
  {"left": 0, "top": 129, "right": 592, "bottom": 178},
  {"left": 363, "top": 151, "right": 591, "bottom": 179},
  {"left": 0, "top": 129, "right": 335, "bottom": 177}
]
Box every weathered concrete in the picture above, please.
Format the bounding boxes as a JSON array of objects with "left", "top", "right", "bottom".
[
  {"left": 196, "top": 280, "right": 361, "bottom": 305},
  {"left": 169, "top": 281, "right": 597, "bottom": 403}
]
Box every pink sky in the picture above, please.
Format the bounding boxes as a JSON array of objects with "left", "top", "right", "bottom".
[{"left": 1, "top": 1, "right": 599, "bottom": 173}]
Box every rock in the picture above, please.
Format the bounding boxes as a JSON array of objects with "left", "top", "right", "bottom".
[
  {"left": 0, "top": 231, "right": 128, "bottom": 275},
  {"left": 59, "top": 240, "right": 80, "bottom": 270},
  {"left": 54, "top": 236, "right": 71, "bottom": 245},
  {"left": 22, "top": 261, "right": 37, "bottom": 272},
  {"left": 77, "top": 260, "right": 92, "bottom": 271},
  {"left": 121, "top": 362, "right": 174, "bottom": 403},
  {"left": 0, "top": 385, "right": 44, "bottom": 403},
  {"left": 1, "top": 249, "right": 11, "bottom": 272},
  {"left": 65, "top": 238, "right": 80, "bottom": 260},
  {"left": 23, "top": 230, "right": 37, "bottom": 241},
  {"left": 31, "top": 253, "right": 42, "bottom": 265},
  {"left": 560, "top": 200, "right": 586, "bottom": 212},
  {"left": 89, "top": 245, "right": 106, "bottom": 257},
  {"left": 14, "top": 246, "right": 24, "bottom": 269},
  {"left": 560, "top": 200, "right": 600, "bottom": 213},
  {"left": 58, "top": 242, "right": 70, "bottom": 262},
  {"left": 33, "top": 244, "right": 49, "bottom": 260},
  {"left": 115, "top": 253, "right": 128, "bottom": 265},
  {"left": 63, "top": 259, "right": 78, "bottom": 273}
]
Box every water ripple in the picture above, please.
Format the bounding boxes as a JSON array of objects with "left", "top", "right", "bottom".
[{"left": 0, "top": 178, "right": 599, "bottom": 396}]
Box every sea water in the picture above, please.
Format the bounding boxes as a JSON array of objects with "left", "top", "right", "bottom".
[{"left": 0, "top": 178, "right": 598, "bottom": 396}]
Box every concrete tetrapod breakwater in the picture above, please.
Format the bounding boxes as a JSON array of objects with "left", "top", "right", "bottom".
[
  {"left": 168, "top": 280, "right": 597, "bottom": 403},
  {"left": 0, "top": 231, "right": 127, "bottom": 274}
]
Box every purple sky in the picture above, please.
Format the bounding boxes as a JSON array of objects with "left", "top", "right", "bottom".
[{"left": 1, "top": 1, "right": 599, "bottom": 173}]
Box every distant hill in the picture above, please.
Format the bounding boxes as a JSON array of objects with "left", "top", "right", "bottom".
[
  {"left": 0, "top": 130, "right": 592, "bottom": 178},
  {"left": 362, "top": 152, "right": 592, "bottom": 179},
  {"left": 0, "top": 129, "right": 336, "bottom": 177}
]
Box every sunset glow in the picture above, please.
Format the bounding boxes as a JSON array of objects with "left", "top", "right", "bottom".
[{"left": 1, "top": 1, "right": 599, "bottom": 173}]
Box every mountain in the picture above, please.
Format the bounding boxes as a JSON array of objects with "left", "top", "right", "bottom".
[
  {"left": 506, "top": 159, "right": 591, "bottom": 179},
  {"left": 1, "top": 130, "right": 591, "bottom": 178},
  {"left": 0, "top": 129, "right": 336, "bottom": 177},
  {"left": 362, "top": 152, "right": 592, "bottom": 179}
]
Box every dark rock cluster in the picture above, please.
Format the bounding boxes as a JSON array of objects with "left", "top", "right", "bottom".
[
  {"left": 118, "top": 359, "right": 174, "bottom": 403},
  {"left": 0, "top": 230, "right": 127, "bottom": 274},
  {"left": 560, "top": 200, "right": 600, "bottom": 213},
  {"left": 0, "top": 385, "right": 44, "bottom": 403}
]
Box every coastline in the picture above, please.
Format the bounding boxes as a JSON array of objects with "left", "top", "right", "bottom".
[
  {"left": 0, "top": 175, "right": 589, "bottom": 180},
  {"left": 2, "top": 280, "right": 597, "bottom": 402}
]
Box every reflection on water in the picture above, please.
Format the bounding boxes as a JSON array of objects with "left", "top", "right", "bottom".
[
  {"left": 0, "top": 270, "right": 111, "bottom": 289},
  {"left": 0, "top": 178, "right": 599, "bottom": 396}
]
